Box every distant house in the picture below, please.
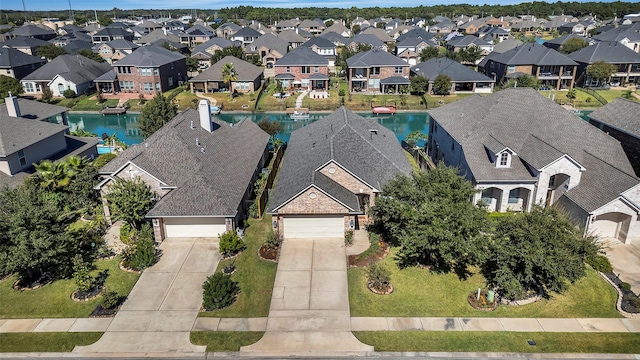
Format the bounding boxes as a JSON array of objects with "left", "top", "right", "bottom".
[
  {"left": 301, "top": 36, "right": 337, "bottom": 70},
  {"left": 112, "top": 45, "right": 187, "bottom": 95},
  {"left": 568, "top": 41, "right": 640, "bottom": 87},
  {"left": 588, "top": 98, "right": 640, "bottom": 177},
  {"left": 229, "top": 27, "right": 262, "bottom": 47},
  {"left": 477, "top": 27, "right": 511, "bottom": 43},
  {"left": 411, "top": 57, "right": 495, "bottom": 94},
  {"left": 319, "top": 31, "right": 348, "bottom": 47},
  {"left": 136, "top": 29, "right": 181, "bottom": 46},
  {"left": 278, "top": 30, "right": 308, "bottom": 49},
  {"left": 94, "top": 39, "right": 139, "bottom": 64},
  {"left": 446, "top": 35, "right": 494, "bottom": 55},
  {"left": 321, "top": 22, "right": 350, "bottom": 38},
  {"left": 190, "top": 55, "right": 263, "bottom": 94},
  {"left": 346, "top": 48, "right": 410, "bottom": 93},
  {"left": 0, "top": 47, "right": 46, "bottom": 79},
  {"left": 492, "top": 38, "right": 523, "bottom": 53},
  {"left": 427, "top": 88, "right": 640, "bottom": 244},
  {"left": 21, "top": 54, "right": 112, "bottom": 96},
  {"left": 191, "top": 37, "right": 234, "bottom": 69},
  {"left": 1, "top": 36, "right": 49, "bottom": 55},
  {"left": 216, "top": 22, "right": 242, "bottom": 38},
  {"left": 594, "top": 28, "right": 640, "bottom": 53},
  {"left": 96, "top": 101, "right": 269, "bottom": 242},
  {"left": 246, "top": 33, "right": 289, "bottom": 78},
  {"left": 298, "top": 19, "right": 325, "bottom": 35},
  {"left": 457, "top": 19, "right": 485, "bottom": 35},
  {"left": 274, "top": 20, "right": 297, "bottom": 33},
  {"left": 91, "top": 27, "right": 134, "bottom": 44},
  {"left": 268, "top": 107, "right": 412, "bottom": 240},
  {"left": 178, "top": 24, "right": 215, "bottom": 47},
  {"left": 360, "top": 27, "right": 395, "bottom": 45},
  {"left": 0, "top": 95, "right": 98, "bottom": 186},
  {"left": 9, "top": 24, "right": 57, "bottom": 41},
  {"left": 478, "top": 42, "right": 577, "bottom": 90},
  {"left": 345, "top": 34, "right": 387, "bottom": 52},
  {"left": 543, "top": 34, "right": 591, "bottom": 52},
  {"left": 557, "top": 21, "right": 591, "bottom": 37},
  {"left": 395, "top": 36, "right": 433, "bottom": 58},
  {"left": 273, "top": 47, "right": 329, "bottom": 92},
  {"left": 429, "top": 20, "right": 456, "bottom": 33}
]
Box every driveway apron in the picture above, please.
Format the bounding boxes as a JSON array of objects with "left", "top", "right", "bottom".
[
  {"left": 73, "top": 238, "right": 220, "bottom": 355},
  {"left": 240, "top": 238, "right": 373, "bottom": 356}
]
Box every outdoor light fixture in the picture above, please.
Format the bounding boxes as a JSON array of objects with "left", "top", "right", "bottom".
[
  {"left": 350, "top": 219, "right": 355, "bottom": 229},
  {"left": 273, "top": 220, "right": 277, "bottom": 229}
]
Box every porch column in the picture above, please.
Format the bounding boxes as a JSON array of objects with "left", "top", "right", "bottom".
[
  {"left": 190, "top": 82, "right": 194, "bottom": 93},
  {"left": 557, "top": 66, "right": 563, "bottom": 90},
  {"left": 472, "top": 82, "right": 477, "bottom": 92},
  {"left": 96, "top": 83, "right": 100, "bottom": 93},
  {"left": 627, "top": 63, "right": 632, "bottom": 85},
  {"left": 569, "top": 66, "right": 576, "bottom": 89},
  {"left": 204, "top": 82, "right": 208, "bottom": 94},
  {"left": 450, "top": 83, "right": 455, "bottom": 94}
]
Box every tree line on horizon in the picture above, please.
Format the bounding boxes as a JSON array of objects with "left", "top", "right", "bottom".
[{"left": 2, "top": 1, "right": 640, "bottom": 26}]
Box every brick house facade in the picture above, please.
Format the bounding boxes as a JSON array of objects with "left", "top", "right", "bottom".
[
  {"left": 113, "top": 46, "right": 187, "bottom": 95},
  {"left": 273, "top": 47, "right": 329, "bottom": 91},
  {"left": 346, "top": 49, "right": 410, "bottom": 93}
]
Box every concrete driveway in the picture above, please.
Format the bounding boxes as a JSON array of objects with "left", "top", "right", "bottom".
[
  {"left": 74, "top": 237, "right": 220, "bottom": 355},
  {"left": 240, "top": 238, "right": 373, "bottom": 356},
  {"left": 605, "top": 240, "right": 640, "bottom": 295}
]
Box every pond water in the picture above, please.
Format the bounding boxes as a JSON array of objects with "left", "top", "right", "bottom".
[{"left": 67, "top": 111, "right": 430, "bottom": 146}]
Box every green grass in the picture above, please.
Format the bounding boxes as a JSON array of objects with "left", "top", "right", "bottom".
[
  {"left": 0, "top": 257, "right": 140, "bottom": 319},
  {"left": 0, "top": 332, "right": 102, "bottom": 352},
  {"left": 190, "top": 331, "right": 264, "bottom": 351},
  {"left": 348, "top": 247, "right": 619, "bottom": 318},
  {"left": 71, "top": 96, "right": 118, "bottom": 111},
  {"left": 354, "top": 331, "right": 640, "bottom": 353},
  {"left": 405, "top": 150, "right": 420, "bottom": 172},
  {"left": 199, "top": 216, "right": 277, "bottom": 318}
]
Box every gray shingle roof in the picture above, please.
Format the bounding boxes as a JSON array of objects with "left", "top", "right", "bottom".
[
  {"left": 361, "top": 27, "right": 394, "bottom": 43},
  {"left": 347, "top": 34, "right": 385, "bottom": 48},
  {"left": 115, "top": 45, "right": 185, "bottom": 67},
  {"left": 0, "top": 47, "right": 45, "bottom": 68},
  {"left": 192, "top": 37, "right": 233, "bottom": 55},
  {"left": 277, "top": 30, "right": 307, "bottom": 43},
  {"left": 103, "top": 39, "right": 139, "bottom": 50},
  {"left": 301, "top": 37, "right": 335, "bottom": 49},
  {"left": 492, "top": 38, "right": 523, "bottom": 53},
  {"left": 588, "top": 98, "right": 640, "bottom": 138},
  {"left": 411, "top": 57, "right": 494, "bottom": 83},
  {"left": 2, "top": 36, "right": 49, "bottom": 48},
  {"left": 544, "top": 33, "right": 589, "bottom": 46},
  {"left": 275, "top": 47, "right": 328, "bottom": 66},
  {"left": 246, "top": 33, "right": 289, "bottom": 56},
  {"left": 447, "top": 35, "right": 492, "bottom": 47},
  {"left": 594, "top": 28, "right": 640, "bottom": 43},
  {"left": 568, "top": 41, "right": 640, "bottom": 64},
  {"left": 10, "top": 24, "right": 56, "bottom": 37},
  {"left": 232, "top": 27, "right": 262, "bottom": 38},
  {"left": 101, "top": 109, "right": 269, "bottom": 217},
  {"left": 137, "top": 29, "right": 180, "bottom": 45},
  {"left": 428, "top": 88, "right": 638, "bottom": 211},
  {"left": 21, "top": 54, "right": 111, "bottom": 83},
  {"left": 190, "top": 55, "right": 262, "bottom": 82},
  {"left": 380, "top": 76, "right": 410, "bottom": 84},
  {"left": 269, "top": 107, "right": 412, "bottom": 213},
  {"left": 484, "top": 42, "right": 577, "bottom": 66},
  {"left": 0, "top": 109, "right": 68, "bottom": 157},
  {"left": 347, "top": 48, "right": 408, "bottom": 68}
]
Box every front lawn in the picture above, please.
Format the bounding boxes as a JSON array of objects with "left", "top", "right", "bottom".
[
  {"left": 190, "top": 331, "right": 264, "bottom": 351},
  {"left": 199, "top": 215, "right": 277, "bottom": 318},
  {"left": 348, "top": 247, "right": 619, "bottom": 318},
  {"left": 0, "top": 256, "right": 140, "bottom": 319},
  {"left": 71, "top": 96, "right": 119, "bottom": 111},
  {"left": 354, "top": 331, "right": 640, "bottom": 353},
  {"left": 0, "top": 333, "right": 102, "bottom": 352}
]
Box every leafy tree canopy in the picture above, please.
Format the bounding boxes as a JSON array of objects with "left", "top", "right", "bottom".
[
  {"left": 210, "top": 46, "right": 245, "bottom": 65},
  {"left": 105, "top": 177, "right": 156, "bottom": 230},
  {"left": 0, "top": 75, "right": 24, "bottom": 99},
  {"left": 76, "top": 49, "right": 105, "bottom": 63},
  {"left": 419, "top": 47, "right": 440, "bottom": 62},
  {"left": 559, "top": 37, "right": 589, "bottom": 54},
  {"left": 138, "top": 94, "right": 177, "bottom": 138},
  {"left": 502, "top": 74, "right": 541, "bottom": 90},
  {"left": 36, "top": 44, "right": 67, "bottom": 60},
  {"left": 432, "top": 74, "right": 452, "bottom": 95},
  {"left": 586, "top": 61, "right": 617, "bottom": 85},
  {"left": 410, "top": 75, "right": 429, "bottom": 96},
  {"left": 257, "top": 118, "right": 283, "bottom": 136}
]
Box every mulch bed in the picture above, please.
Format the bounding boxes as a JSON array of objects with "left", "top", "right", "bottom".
[
  {"left": 348, "top": 241, "right": 390, "bottom": 268},
  {"left": 118, "top": 259, "right": 143, "bottom": 273},
  {"left": 12, "top": 274, "right": 52, "bottom": 291},
  {"left": 90, "top": 304, "right": 119, "bottom": 318},
  {"left": 258, "top": 245, "right": 278, "bottom": 262},
  {"left": 468, "top": 291, "right": 498, "bottom": 311},
  {"left": 368, "top": 282, "right": 394, "bottom": 295},
  {"left": 604, "top": 272, "right": 640, "bottom": 313},
  {"left": 71, "top": 286, "right": 104, "bottom": 302}
]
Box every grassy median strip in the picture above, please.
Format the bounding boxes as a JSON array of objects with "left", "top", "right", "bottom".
[
  {"left": 199, "top": 216, "right": 277, "bottom": 318},
  {"left": 190, "top": 331, "right": 264, "bottom": 351},
  {"left": 349, "top": 247, "right": 619, "bottom": 318},
  {"left": 0, "top": 257, "right": 140, "bottom": 319},
  {"left": 0, "top": 332, "right": 102, "bottom": 352},
  {"left": 354, "top": 331, "right": 640, "bottom": 353}
]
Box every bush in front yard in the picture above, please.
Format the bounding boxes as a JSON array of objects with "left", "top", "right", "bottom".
[
  {"left": 122, "top": 224, "right": 157, "bottom": 270},
  {"left": 219, "top": 230, "right": 245, "bottom": 257},
  {"left": 585, "top": 254, "right": 613, "bottom": 273},
  {"left": 202, "top": 273, "right": 240, "bottom": 310},
  {"left": 63, "top": 89, "right": 76, "bottom": 98}
]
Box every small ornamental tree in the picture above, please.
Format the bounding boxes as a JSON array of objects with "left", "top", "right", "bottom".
[
  {"left": 202, "top": 273, "right": 240, "bottom": 310},
  {"left": 559, "top": 37, "right": 589, "bottom": 54},
  {"left": 586, "top": 61, "right": 617, "bottom": 87},
  {"left": 138, "top": 94, "right": 177, "bottom": 138},
  {"left": 41, "top": 88, "right": 53, "bottom": 103},
  {"left": 419, "top": 47, "right": 439, "bottom": 62},
  {"left": 219, "top": 230, "right": 245, "bottom": 257},
  {"left": 105, "top": 178, "right": 156, "bottom": 230},
  {"left": 432, "top": 74, "right": 452, "bottom": 95},
  {"left": 410, "top": 75, "right": 429, "bottom": 96},
  {"left": 257, "top": 119, "right": 283, "bottom": 136},
  {"left": 73, "top": 254, "right": 96, "bottom": 292}
]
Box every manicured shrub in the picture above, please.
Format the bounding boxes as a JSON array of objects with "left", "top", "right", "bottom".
[
  {"left": 586, "top": 254, "right": 613, "bottom": 273},
  {"left": 72, "top": 254, "right": 95, "bottom": 292},
  {"left": 345, "top": 230, "right": 354, "bottom": 246},
  {"left": 92, "top": 153, "right": 117, "bottom": 169},
  {"left": 119, "top": 222, "right": 133, "bottom": 245},
  {"left": 63, "top": 89, "right": 76, "bottom": 98},
  {"left": 202, "top": 273, "right": 240, "bottom": 310},
  {"left": 122, "top": 224, "right": 157, "bottom": 270},
  {"left": 219, "top": 230, "right": 245, "bottom": 257},
  {"left": 264, "top": 230, "right": 280, "bottom": 250},
  {"left": 366, "top": 263, "right": 391, "bottom": 292},
  {"left": 101, "top": 290, "right": 124, "bottom": 309}
]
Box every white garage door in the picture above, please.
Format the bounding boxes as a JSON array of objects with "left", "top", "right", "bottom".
[
  {"left": 164, "top": 217, "right": 227, "bottom": 238},
  {"left": 283, "top": 216, "right": 344, "bottom": 239}
]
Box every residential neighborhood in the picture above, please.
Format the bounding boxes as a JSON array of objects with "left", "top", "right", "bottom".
[{"left": 1, "top": 2, "right": 640, "bottom": 357}]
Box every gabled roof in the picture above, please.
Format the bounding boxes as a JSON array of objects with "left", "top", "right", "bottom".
[
  {"left": 396, "top": 28, "right": 436, "bottom": 43},
  {"left": 347, "top": 34, "right": 385, "bottom": 48},
  {"left": 396, "top": 36, "right": 431, "bottom": 47},
  {"left": 0, "top": 98, "right": 68, "bottom": 123},
  {"left": 447, "top": 35, "right": 492, "bottom": 47},
  {"left": 102, "top": 39, "right": 139, "bottom": 50},
  {"left": 100, "top": 108, "right": 269, "bottom": 217},
  {"left": 319, "top": 31, "right": 347, "bottom": 45},
  {"left": 347, "top": 48, "right": 408, "bottom": 68},
  {"left": 93, "top": 27, "right": 132, "bottom": 37},
  {"left": 268, "top": 107, "right": 412, "bottom": 213},
  {"left": 588, "top": 98, "right": 640, "bottom": 138},
  {"left": 192, "top": 37, "right": 233, "bottom": 55},
  {"left": 299, "top": 19, "right": 324, "bottom": 28},
  {"left": 0, "top": 47, "right": 45, "bottom": 68},
  {"left": 275, "top": 47, "right": 328, "bottom": 66},
  {"left": 231, "top": 27, "right": 262, "bottom": 38},
  {"left": 301, "top": 36, "right": 335, "bottom": 49},
  {"left": 277, "top": 30, "right": 307, "bottom": 43},
  {"left": 427, "top": 88, "right": 636, "bottom": 196},
  {"left": 275, "top": 20, "right": 297, "bottom": 28},
  {"left": 492, "top": 38, "right": 523, "bottom": 53},
  {"left": 190, "top": 55, "right": 262, "bottom": 82},
  {"left": 246, "top": 33, "right": 288, "bottom": 55},
  {"left": 411, "top": 57, "right": 495, "bottom": 83},
  {"left": 62, "top": 39, "right": 94, "bottom": 54},
  {"left": 544, "top": 33, "right": 589, "bottom": 46},
  {"left": 569, "top": 41, "right": 640, "bottom": 64},
  {"left": 22, "top": 54, "right": 111, "bottom": 83},
  {"left": 361, "top": 27, "right": 394, "bottom": 43},
  {"left": 115, "top": 45, "right": 185, "bottom": 67},
  {"left": 10, "top": 24, "right": 56, "bottom": 37},
  {"left": 137, "top": 29, "right": 181, "bottom": 44},
  {"left": 322, "top": 22, "right": 349, "bottom": 35},
  {"left": 184, "top": 24, "right": 214, "bottom": 36},
  {"left": 2, "top": 36, "right": 49, "bottom": 48},
  {"left": 594, "top": 27, "right": 640, "bottom": 42},
  {"left": 218, "top": 22, "right": 242, "bottom": 31},
  {"left": 484, "top": 42, "right": 577, "bottom": 66}
]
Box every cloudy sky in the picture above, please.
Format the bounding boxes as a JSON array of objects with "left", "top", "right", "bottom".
[{"left": 3, "top": 0, "right": 615, "bottom": 11}]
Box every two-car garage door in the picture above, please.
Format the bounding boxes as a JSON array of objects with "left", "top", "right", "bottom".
[
  {"left": 163, "top": 217, "right": 227, "bottom": 238},
  {"left": 283, "top": 215, "right": 344, "bottom": 239}
]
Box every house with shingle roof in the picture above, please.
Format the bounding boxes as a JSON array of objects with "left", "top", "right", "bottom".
[
  {"left": 345, "top": 34, "right": 386, "bottom": 52},
  {"left": 111, "top": 45, "right": 186, "bottom": 95},
  {"left": 216, "top": 22, "right": 242, "bottom": 38},
  {"left": 542, "top": 34, "right": 592, "bottom": 52},
  {"left": 268, "top": 107, "right": 412, "bottom": 240},
  {"left": 298, "top": 19, "right": 325, "bottom": 35},
  {"left": 594, "top": 27, "right": 640, "bottom": 53},
  {"left": 273, "top": 47, "right": 329, "bottom": 92},
  {"left": 229, "top": 27, "right": 262, "bottom": 47},
  {"left": 446, "top": 35, "right": 494, "bottom": 55},
  {"left": 21, "top": 54, "right": 112, "bottom": 97},
  {"left": 94, "top": 39, "right": 139, "bottom": 64},
  {"left": 245, "top": 33, "right": 289, "bottom": 76},
  {"left": 478, "top": 42, "right": 578, "bottom": 90},
  {"left": 274, "top": 20, "right": 297, "bottom": 33},
  {"left": 587, "top": 98, "right": 640, "bottom": 177},
  {"left": 189, "top": 55, "right": 263, "bottom": 94},
  {"left": 346, "top": 48, "right": 410, "bottom": 93},
  {"left": 319, "top": 31, "right": 347, "bottom": 47},
  {"left": 426, "top": 88, "right": 640, "bottom": 244},
  {"left": 92, "top": 27, "right": 134, "bottom": 44},
  {"left": 395, "top": 36, "right": 434, "bottom": 58},
  {"left": 0, "top": 47, "right": 46, "bottom": 79},
  {"left": 411, "top": 57, "right": 495, "bottom": 94},
  {"left": 136, "top": 29, "right": 181, "bottom": 46},
  {"left": 1, "top": 36, "right": 49, "bottom": 56},
  {"left": 301, "top": 37, "right": 337, "bottom": 70},
  {"left": 322, "top": 22, "right": 350, "bottom": 38},
  {"left": 178, "top": 24, "right": 214, "bottom": 47},
  {"left": 96, "top": 100, "right": 269, "bottom": 241},
  {"left": 9, "top": 24, "right": 57, "bottom": 41},
  {"left": 360, "top": 27, "right": 395, "bottom": 45},
  {"left": 477, "top": 27, "right": 511, "bottom": 43},
  {"left": 569, "top": 41, "right": 640, "bottom": 86},
  {"left": 191, "top": 37, "right": 234, "bottom": 68},
  {"left": 277, "top": 30, "right": 308, "bottom": 49},
  {"left": 0, "top": 95, "right": 98, "bottom": 187}
]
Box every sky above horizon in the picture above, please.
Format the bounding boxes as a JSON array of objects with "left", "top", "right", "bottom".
[{"left": 2, "top": 0, "right": 623, "bottom": 12}]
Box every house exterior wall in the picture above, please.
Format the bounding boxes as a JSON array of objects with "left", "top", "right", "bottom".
[
  {"left": 273, "top": 64, "right": 329, "bottom": 90},
  {"left": 115, "top": 58, "right": 186, "bottom": 95},
  {"left": 589, "top": 197, "right": 640, "bottom": 244},
  {"left": 0, "top": 131, "right": 67, "bottom": 175},
  {"left": 110, "top": 163, "right": 172, "bottom": 198},
  {"left": 426, "top": 118, "right": 473, "bottom": 180},
  {"left": 49, "top": 75, "right": 82, "bottom": 97},
  {"left": 534, "top": 157, "right": 584, "bottom": 206},
  {"left": 589, "top": 121, "right": 640, "bottom": 177},
  {"left": 277, "top": 187, "right": 350, "bottom": 214},
  {"left": 318, "top": 161, "right": 376, "bottom": 207},
  {"left": 4, "top": 62, "right": 46, "bottom": 80}
]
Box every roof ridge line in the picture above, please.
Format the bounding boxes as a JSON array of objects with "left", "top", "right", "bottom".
[{"left": 583, "top": 149, "right": 639, "bottom": 180}]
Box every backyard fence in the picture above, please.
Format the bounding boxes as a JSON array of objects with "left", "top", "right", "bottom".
[
  {"left": 577, "top": 88, "right": 608, "bottom": 105},
  {"left": 402, "top": 141, "right": 435, "bottom": 171},
  {"left": 256, "top": 145, "right": 285, "bottom": 218}
]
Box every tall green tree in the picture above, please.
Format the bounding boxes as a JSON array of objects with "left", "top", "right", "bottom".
[
  {"left": 210, "top": 46, "right": 244, "bottom": 65},
  {"left": 36, "top": 44, "right": 68, "bottom": 60},
  {"left": 372, "top": 164, "right": 488, "bottom": 275},
  {"left": 221, "top": 63, "right": 238, "bottom": 100},
  {"left": 419, "top": 47, "right": 440, "bottom": 62},
  {"left": 186, "top": 57, "right": 200, "bottom": 72},
  {"left": 76, "top": 49, "right": 105, "bottom": 63},
  {"left": 432, "top": 74, "right": 452, "bottom": 95},
  {"left": 105, "top": 178, "right": 156, "bottom": 230},
  {"left": 502, "top": 74, "right": 541, "bottom": 90},
  {"left": 410, "top": 75, "right": 429, "bottom": 95},
  {"left": 586, "top": 61, "right": 617, "bottom": 86},
  {"left": 559, "top": 37, "right": 589, "bottom": 54},
  {"left": 138, "top": 94, "right": 177, "bottom": 138},
  {"left": 481, "top": 206, "right": 599, "bottom": 300},
  {"left": 0, "top": 75, "right": 24, "bottom": 99}
]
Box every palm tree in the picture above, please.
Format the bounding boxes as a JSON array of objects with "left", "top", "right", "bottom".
[
  {"left": 34, "top": 160, "right": 75, "bottom": 189},
  {"left": 221, "top": 63, "right": 238, "bottom": 101}
]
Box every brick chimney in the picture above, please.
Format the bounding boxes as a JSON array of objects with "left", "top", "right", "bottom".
[
  {"left": 5, "top": 92, "right": 21, "bottom": 118},
  {"left": 198, "top": 99, "right": 213, "bottom": 132}
]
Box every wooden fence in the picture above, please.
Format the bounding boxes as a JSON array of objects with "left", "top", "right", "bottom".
[
  {"left": 256, "top": 145, "right": 285, "bottom": 217},
  {"left": 402, "top": 141, "right": 435, "bottom": 171}
]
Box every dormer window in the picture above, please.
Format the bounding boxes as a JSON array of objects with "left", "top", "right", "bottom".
[{"left": 497, "top": 151, "right": 512, "bottom": 168}]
